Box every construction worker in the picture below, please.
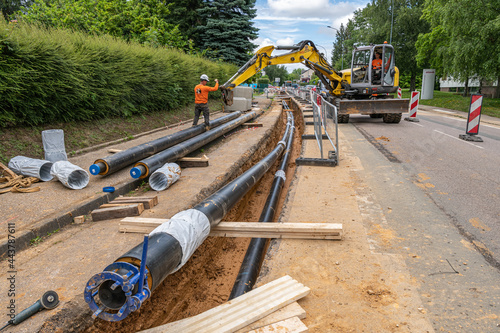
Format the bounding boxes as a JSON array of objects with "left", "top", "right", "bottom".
[
  {"left": 372, "top": 52, "right": 382, "bottom": 70},
  {"left": 194, "top": 74, "right": 219, "bottom": 129}
]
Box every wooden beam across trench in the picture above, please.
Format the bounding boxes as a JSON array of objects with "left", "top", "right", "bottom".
[{"left": 119, "top": 217, "right": 343, "bottom": 240}]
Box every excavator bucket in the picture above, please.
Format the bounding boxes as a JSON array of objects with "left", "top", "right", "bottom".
[{"left": 221, "top": 88, "right": 234, "bottom": 106}]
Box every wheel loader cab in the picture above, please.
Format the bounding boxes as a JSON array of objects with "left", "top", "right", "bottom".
[{"left": 350, "top": 44, "right": 397, "bottom": 96}]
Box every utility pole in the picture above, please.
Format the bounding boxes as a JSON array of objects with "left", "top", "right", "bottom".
[{"left": 327, "top": 26, "right": 343, "bottom": 70}]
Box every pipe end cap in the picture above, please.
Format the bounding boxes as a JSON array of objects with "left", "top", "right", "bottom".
[
  {"left": 89, "top": 164, "right": 101, "bottom": 175},
  {"left": 130, "top": 167, "right": 142, "bottom": 179}
]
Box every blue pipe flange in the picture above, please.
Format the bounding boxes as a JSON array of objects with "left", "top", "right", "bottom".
[{"left": 84, "top": 262, "right": 150, "bottom": 322}]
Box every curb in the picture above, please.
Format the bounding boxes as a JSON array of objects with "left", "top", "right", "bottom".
[{"left": 0, "top": 178, "right": 142, "bottom": 259}]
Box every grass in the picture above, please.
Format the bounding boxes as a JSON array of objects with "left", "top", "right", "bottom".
[
  {"left": 402, "top": 90, "right": 500, "bottom": 118},
  {"left": 0, "top": 99, "right": 224, "bottom": 165}
]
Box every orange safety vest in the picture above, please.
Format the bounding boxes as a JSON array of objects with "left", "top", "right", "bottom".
[
  {"left": 194, "top": 81, "right": 219, "bottom": 104},
  {"left": 372, "top": 59, "right": 382, "bottom": 69}
]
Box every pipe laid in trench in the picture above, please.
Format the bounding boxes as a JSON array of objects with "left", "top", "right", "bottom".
[
  {"left": 84, "top": 111, "right": 292, "bottom": 322},
  {"left": 130, "top": 111, "right": 257, "bottom": 179},
  {"left": 89, "top": 111, "right": 242, "bottom": 176},
  {"left": 229, "top": 110, "right": 294, "bottom": 299}
]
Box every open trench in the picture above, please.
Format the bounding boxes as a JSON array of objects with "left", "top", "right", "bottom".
[{"left": 82, "top": 98, "right": 305, "bottom": 333}]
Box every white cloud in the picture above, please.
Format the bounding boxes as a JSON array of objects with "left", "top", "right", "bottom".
[{"left": 263, "top": 0, "right": 363, "bottom": 21}]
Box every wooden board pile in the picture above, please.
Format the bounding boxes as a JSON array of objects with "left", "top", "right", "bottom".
[
  {"left": 91, "top": 196, "right": 158, "bottom": 222},
  {"left": 140, "top": 275, "right": 310, "bottom": 333}
]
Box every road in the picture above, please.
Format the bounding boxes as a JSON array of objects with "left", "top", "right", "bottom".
[
  {"left": 341, "top": 109, "right": 500, "bottom": 331},
  {"left": 351, "top": 110, "right": 500, "bottom": 267}
]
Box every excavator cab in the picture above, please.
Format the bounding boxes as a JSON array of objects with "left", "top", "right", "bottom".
[{"left": 350, "top": 44, "right": 397, "bottom": 96}]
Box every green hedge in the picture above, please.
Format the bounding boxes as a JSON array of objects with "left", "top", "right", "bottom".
[{"left": 0, "top": 20, "right": 237, "bottom": 127}]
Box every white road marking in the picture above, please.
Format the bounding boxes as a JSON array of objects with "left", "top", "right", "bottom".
[
  {"left": 434, "top": 130, "right": 485, "bottom": 149},
  {"left": 409, "top": 122, "right": 424, "bottom": 127}
]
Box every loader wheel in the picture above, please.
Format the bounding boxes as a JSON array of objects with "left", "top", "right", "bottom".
[
  {"left": 369, "top": 114, "right": 383, "bottom": 118},
  {"left": 382, "top": 113, "right": 402, "bottom": 123},
  {"left": 338, "top": 114, "right": 350, "bottom": 123}
]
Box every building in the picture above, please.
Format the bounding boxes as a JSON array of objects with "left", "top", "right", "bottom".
[
  {"left": 300, "top": 69, "right": 314, "bottom": 83},
  {"left": 440, "top": 77, "right": 498, "bottom": 98}
]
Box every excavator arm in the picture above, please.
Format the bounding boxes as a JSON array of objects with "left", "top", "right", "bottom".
[{"left": 221, "top": 40, "right": 346, "bottom": 105}]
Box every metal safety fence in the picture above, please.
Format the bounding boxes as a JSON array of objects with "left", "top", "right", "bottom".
[{"left": 293, "top": 88, "right": 339, "bottom": 165}]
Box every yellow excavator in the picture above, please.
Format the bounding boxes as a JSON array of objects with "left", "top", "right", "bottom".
[{"left": 221, "top": 40, "right": 409, "bottom": 123}]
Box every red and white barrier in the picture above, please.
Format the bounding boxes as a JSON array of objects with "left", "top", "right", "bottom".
[
  {"left": 459, "top": 94, "right": 484, "bottom": 142},
  {"left": 404, "top": 91, "right": 420, "bottom": 122},
  {"left": 397, "top": 87, "right": 402, "bottom": 99}
]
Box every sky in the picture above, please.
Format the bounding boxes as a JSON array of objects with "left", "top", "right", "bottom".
[{"left": 252, "top": 0, "right": 368, "bottom": 72}]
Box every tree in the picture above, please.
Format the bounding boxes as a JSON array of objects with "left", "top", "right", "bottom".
[
  {"left": 347, "top": 0, "right": 430, "bottom": 91},
  {"left": 197, "top": 0, "right": 258, "bottom": 66},
  {"left": 416, "top": 0, "right": 500, "bottom": 97},
  {"left": 263, "top": 65, "right": 288, "bottom": 85},
  {"left": 164, "top": 0, "right": 203, "bottom": 48},
  {"left": 19, "top": 0, "right": 190, "bottom": 49},
  {"left": 331, "top": 23, "right": 353, "bottom": 70},
  {"left": 1, "top": 0, "right": 32, "bottom": 20},
  {"left": 288, "top": 68, "right": 302, "bottom": 82}
]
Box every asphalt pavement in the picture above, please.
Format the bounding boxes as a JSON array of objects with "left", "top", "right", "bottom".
[{"left": 343, "top": 107, "right": 500, "bottom": 331}]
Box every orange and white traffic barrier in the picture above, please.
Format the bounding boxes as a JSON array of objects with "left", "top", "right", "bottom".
[
  {"left": 397, "top": 87, "right": 402, "bottom": 99},
  {"left": 459, "top": 94, "right": 484, "bottom": 142},
  {"left": 404, "top": 91, "right": 420, "bottom": 122}
]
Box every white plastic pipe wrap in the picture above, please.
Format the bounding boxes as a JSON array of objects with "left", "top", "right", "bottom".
[
  {"left": 50, "top": 161, "right": 89, "bottom": 190},
  {"left": 149, "top": 209, "right": 210, "bottom": 271},
  {"left": 42, "top": 129, "right": 68, "bottom": 162},
  {"left": 8, "top": 156, "right": 54, "bottom": 181},
  {"left": 149, "top": 163, "right": 181, "bottom": 191}
]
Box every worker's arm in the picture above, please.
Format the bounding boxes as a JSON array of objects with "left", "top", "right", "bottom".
[{"left": 207, "top": 80, "right": 219, "bottom": 91}]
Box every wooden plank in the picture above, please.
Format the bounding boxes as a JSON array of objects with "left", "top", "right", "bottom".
[
  {"left": 241, "top": 123, "right": 263, "bottom": 127},
  {"left": 177, "top": 156, "right": 209, "bottom": 168},
  {"left": 119, "top": 218, "right": 342, "bottom": 239},
  {"left": 108, "top": 148, "right": 122, "bottom": 153},
  {"left": 235, "top": 302, "right": 306, "bottom": 333},
  {"left": 246, "top": 317, "right": 308, "bottom": 333},
  {"left": 114, "top": 195, "right": 158, "bottom": 205},
  {"left": 111, "top": 197, "right": 156, "bottom": 209},
  {"left": 73, "top": 216, "right": 85, "bottom": 224},
  {"left": 92, "top": 204, "right": 144, "bottom": 222},
  {"left": 140, "top": 276, "right": 310, "bottom": 333}
]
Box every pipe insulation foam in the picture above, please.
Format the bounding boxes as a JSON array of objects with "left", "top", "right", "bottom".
[{"left": 149, "top": 209, "right": 210, "bottom": 271}]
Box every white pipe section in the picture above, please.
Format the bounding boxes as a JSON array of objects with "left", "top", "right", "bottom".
[
  {"left": 149, "top": 209, "right": 210, "bottom": 271},
  {"left": 50, "top": 161, "right": 89, "bottom": 190},
  {"left": 149, "top": 163, "right": 181, "bottom": 191},
  {"left": 8, "top": 156, "right": 53, "bottom": 181},
  {"left": 42, "top": 129, "right": 68, "bottom": 162}
]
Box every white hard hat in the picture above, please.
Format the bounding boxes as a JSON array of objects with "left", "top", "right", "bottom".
[{"left": 200, "top": 74, "right": 209, "bottom": 82}]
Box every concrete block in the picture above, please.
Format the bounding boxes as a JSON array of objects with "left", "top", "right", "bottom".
[
  {"left": 233, "top": 86, "right": 253, "bottom": 100},
  {"left": 226, "top": 97, "right": 251, "bottom": 112}
]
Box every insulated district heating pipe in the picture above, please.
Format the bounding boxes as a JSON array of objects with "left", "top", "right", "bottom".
[
  {"left": 130, "top": 111, "right": 257, "bottom": 179},
  {"left": 89, "top": 111, "right": 242, "bottom": 176},
  {"left": 229, "top": 109, "right": 294, "bottom": 299},
  {"left": 84, "top": 111, "right": 293, "bottom": 322}
]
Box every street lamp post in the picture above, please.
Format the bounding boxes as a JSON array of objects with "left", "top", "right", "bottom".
[{"left": 327, "top": 25, "right": 343, "bottom": 70}]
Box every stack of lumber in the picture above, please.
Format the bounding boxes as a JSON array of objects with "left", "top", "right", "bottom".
[
  {"left": 140, "top": 275, "right": 310, "bottom": 333},
  {"left": 119, "top": 217, "right": 342, "bottom": 240},
  {"left": 91, "top": 196, "right": 158, "bottom": 222}
]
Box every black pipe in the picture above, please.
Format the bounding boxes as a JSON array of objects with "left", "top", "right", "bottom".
[
  {"left": 229, "top": 111, "right": 295, "bottom": 299},
  {"left": 87, "top": 110, "right": 292, "bottom": 321},
  {"left": 89, "top": 111, "right": 242, "bottom": 176},
  {"left": 193, "top": 114, "right": 292, "bottom": 227},
  {"left": 131, "top": 111, "right": 257, "bottom": 179}
]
